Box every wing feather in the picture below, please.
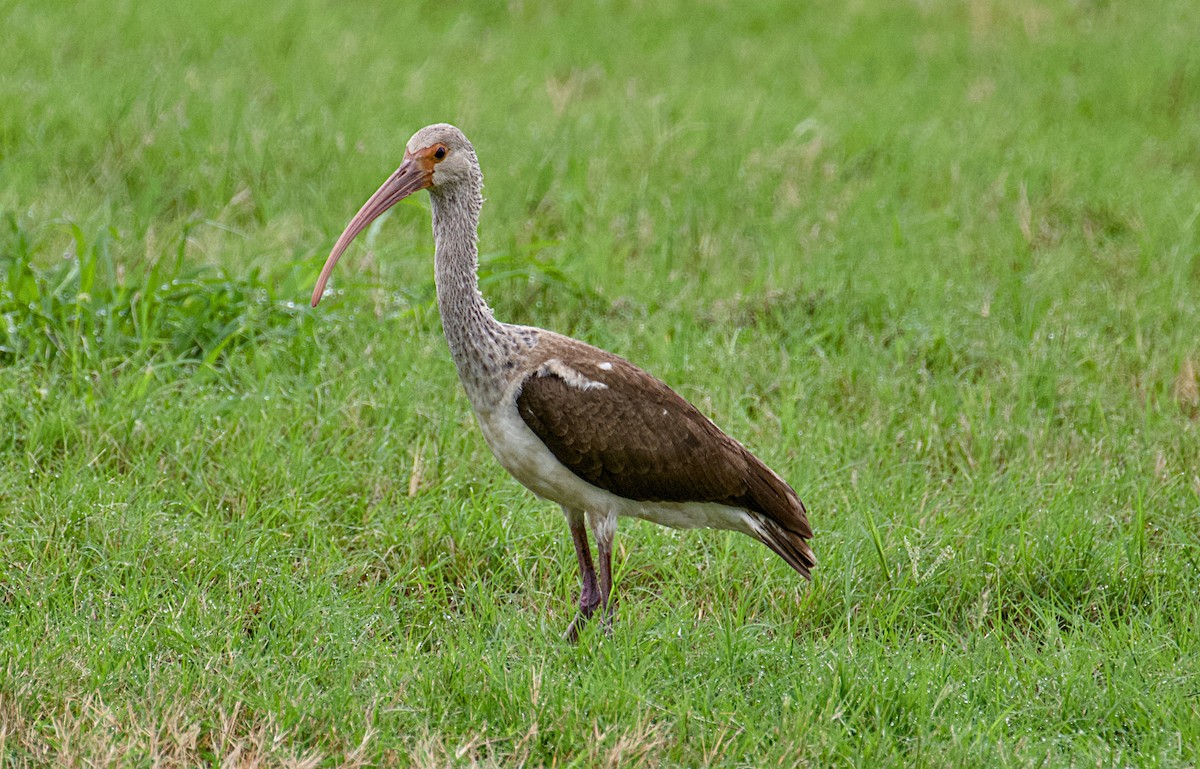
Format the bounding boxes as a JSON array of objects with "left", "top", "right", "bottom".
[{"left": 514, "top": 341, "right": 812, "bottom": 555}]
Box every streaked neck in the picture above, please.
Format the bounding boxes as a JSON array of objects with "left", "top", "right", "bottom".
[{"left": 430, "top": 184, "right": 512, "bottom": 410}]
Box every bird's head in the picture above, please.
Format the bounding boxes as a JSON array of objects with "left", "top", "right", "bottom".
[
  {"left": 311, "top": 123, "right": 477, "bottom": 307},
  {"left": 407, "top": 123, "right": 477, "bottom": 190}
]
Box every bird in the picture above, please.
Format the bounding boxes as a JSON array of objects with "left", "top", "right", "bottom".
[{"left": 312, "top": 123, "right": 815, "bottom": 640}]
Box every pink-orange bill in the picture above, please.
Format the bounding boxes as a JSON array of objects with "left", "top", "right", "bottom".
[{"left": 311, "top": 157, "right": 432, "bottom": 307}]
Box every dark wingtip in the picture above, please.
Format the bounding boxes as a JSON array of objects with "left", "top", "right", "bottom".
[{"left": 752, "top": 515, "right": 816, "bottom": 580}]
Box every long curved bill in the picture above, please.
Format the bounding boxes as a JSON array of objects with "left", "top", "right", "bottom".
[{"left": 311, "top": 156, "right": 432, "bottom": 307}]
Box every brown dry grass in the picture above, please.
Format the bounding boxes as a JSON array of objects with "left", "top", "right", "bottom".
[
  {"left": 1174, "top": 356, "right": 1199, "bottom": 418},
  {"left": 403, "top": 717, "right": 668, "bottom": 769},
  {"left": 0, "top": 693, "right": 672, "bottom": 768},
  {"left": 0, "top": 694, "right": 330, "bottom": 769}
]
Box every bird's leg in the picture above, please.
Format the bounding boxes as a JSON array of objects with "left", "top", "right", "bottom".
[
  {"left": 563, "top": 507, "right": 601, "bottom": 642},
  {"left": 587, "top": 509, "right": 618, "bottom": 633}
]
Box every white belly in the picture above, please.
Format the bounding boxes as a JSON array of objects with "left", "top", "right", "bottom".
[{"left": 474, "top": 402, "right": 755, "bottom": 533}]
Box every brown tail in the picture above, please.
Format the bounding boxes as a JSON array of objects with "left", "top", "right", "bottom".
[
  {"left": 749, "top": 514, "right": 816, "bottom": 580},
  {"left": 735, "top": 453, "right": 815, "bottom": 579}
]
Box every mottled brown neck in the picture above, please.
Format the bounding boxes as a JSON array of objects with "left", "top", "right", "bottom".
[{"left": 430, "top": 172, "right": 523, "bottom": 412}]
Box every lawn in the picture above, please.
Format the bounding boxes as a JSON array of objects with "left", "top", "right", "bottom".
[{"left": 2, "top": 0, "right": 1199, "bottom": 765}]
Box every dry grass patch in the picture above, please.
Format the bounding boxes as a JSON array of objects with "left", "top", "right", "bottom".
[{"left": 0, "top": 694, "right": 333, "bottom": 768}]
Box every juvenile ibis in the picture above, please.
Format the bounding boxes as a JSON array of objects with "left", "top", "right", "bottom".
[{"left": 312, "top": 124, "right": 815, "bottom": 640}]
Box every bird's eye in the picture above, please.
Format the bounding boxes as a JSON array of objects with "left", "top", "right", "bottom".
[{"left": 433, "top": 145, "right": 448, "bottom": 160}]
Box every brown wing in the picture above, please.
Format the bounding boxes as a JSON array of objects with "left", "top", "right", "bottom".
[{"left": 514, "top": 345, "right": 813, "bottom": 547}]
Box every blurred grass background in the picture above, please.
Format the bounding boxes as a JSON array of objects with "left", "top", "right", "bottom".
[{"left": 1, "top": 0, "right": 1198, "bottom": 766}]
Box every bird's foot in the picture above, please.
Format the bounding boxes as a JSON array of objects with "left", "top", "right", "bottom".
[
  {"left": 563, "top": 594, "right": 602, "bottom": 643},
  {"left": 563, "top": 600, "right": 616, "bottom": 642},
  {"left": 601, "top": 602, "right": 616, "bottom": 636},
  {"left": 563, "top": 613, "right": 587, "bottom": 643}
]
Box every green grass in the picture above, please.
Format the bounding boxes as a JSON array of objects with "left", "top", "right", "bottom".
[{"left": 2, "top": 0, "right": 1199, "bottom": 765}]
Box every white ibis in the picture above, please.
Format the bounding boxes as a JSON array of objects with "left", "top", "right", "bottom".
[{"left": 312, "top": 124, "right": 815, "bottom": 639}]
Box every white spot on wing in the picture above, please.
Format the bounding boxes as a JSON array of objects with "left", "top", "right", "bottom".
[
  {"left": 598, "top": 362, "right": 613, "bottom": 371},
  {"left": 538, "top": 358, "right": 608, "bottom": 391}
]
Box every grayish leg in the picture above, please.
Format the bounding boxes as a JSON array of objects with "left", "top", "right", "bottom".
[
  {"left": 563, "top": 507, "right": 601, "bottom": 642},
  {"left": 587, "top": 509, "right": 618, "bottom": 633}
]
